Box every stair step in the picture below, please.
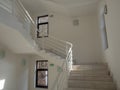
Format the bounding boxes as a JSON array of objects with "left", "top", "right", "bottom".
[
  {"left": 72, "top": 64, "right": 107, "bottom": 71},
  {"left": 69, "top": 76, "right": 112, "bottom": 81},
  {"left": 70, "top": 71, "right": 109, "bottom": 77},
  {"left": 71, "top": 70, "right": 109, "bottom": 74},
  {"left": 70, "top": 70, "right": 109, "bottom": 76},
  {"left": 67, "top": 64, "right": 116, "bottom": 90},
  {"left": 68, "top": 81, "right": 116, "bottom": 89},
  {"left": 65, "top": 88, "right": 116, "bottom": 90}
]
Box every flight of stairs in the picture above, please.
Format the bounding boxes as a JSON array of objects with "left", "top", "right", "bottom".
[{"left": 66, "top": 64, "right": 116, "bottom": 90}]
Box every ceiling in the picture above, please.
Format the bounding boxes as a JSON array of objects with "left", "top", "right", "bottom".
[{"left": 21, "top": 0, "right": 99, "bottom": 17}]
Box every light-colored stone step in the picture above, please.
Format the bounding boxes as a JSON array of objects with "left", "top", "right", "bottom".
[
  {"left": 70, "top": 70, "right": 110, "bottom": 76},
  {"left": 65, "top": 88, "right": 116, "bottom": 90},
  {"left": 69, "top": 76, "right": 112, "bottom": 81},
  {"left": 72, "top": 64, "right": 108, "bottom": 71},
  {"left": 68, "top": 80, "right": 116, "bottom": 89},
  {"left": 71, "top": 70, "right": 109, "bottom": 74},
  {"left": 70, "top": 71, "right": 109, "bottom": 77},
  {"left": 68, "top": 64, "right": 116, "bottom": 90}
]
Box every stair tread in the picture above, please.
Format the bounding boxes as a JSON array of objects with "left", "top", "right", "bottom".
[
  {"left": 72, "top": 64, "right": 107, "bottom": 71},
  {"left": 70, "top": 73, "right": 109, "bottom": 76},
  {"left": 69, "top": 76, "right": 112, "bottom": 81},
  {"left": 70, "top": 70, "right": 109, "bottom": 73},
  {"left": 69, "top": 75, "right": 112, "bottom": 78},
  {"left": 73, "top": 64, "right": 107, "bottom": 67},
  {"left": 68, "top": 64, "right": 116, "bottom": 90},
  {"left": 70, "top": 70, "right": 110, "bottom": 75},
  {"left": 68, "top": 80, "right": 116, "bottom": 89},
  {"left": 65, "top": 88, "right": 116, "bottom": 90},
  {"left": 68, "top": 80, "right": 114, "bottom": 83},
  {"left": 71, "top": 69, "right": 109, "bottom": 72}
]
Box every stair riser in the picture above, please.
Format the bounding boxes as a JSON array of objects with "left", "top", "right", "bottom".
[
  {"left": 68, "top": 83, "right": 115, "bottom": 89},
  {"left": 65, "top": 88, "right": 116, "bottom": 90},
  {"left": 71, "top": 69, "right": 109, "bottom": 73},
  {"left": 68, "top": 65, "right": 116, "bottom": 90},
  {"left": 72, "top": 65, "right": 108, "bottom": 70},
  {"left": 69, "top": 77, "right": 112, "bottom": 81},
  {"left": 70, "top": 73, "right": 109, "bottom": 77},
  {"left": 68, "top": 81, "right": 115, "bottom": 89},
  {"left": 70, "top": 70, "right": 109, "bottom": 74},
  {"left": 72, "top": 67, "right": 108, "bottom": 71}
]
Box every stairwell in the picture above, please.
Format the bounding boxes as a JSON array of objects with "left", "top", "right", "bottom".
[
  {"left": 0, "top": 1, "right": 73, "bottom": 90},
  {"left": 66, "top": 64, "right": 116, "bottom": 90},
  {"left": 0, "top": 1, "right": 118, "bottom": 90}
]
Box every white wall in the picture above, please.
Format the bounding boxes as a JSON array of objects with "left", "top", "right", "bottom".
[
  {"left": 0, "top": 44, "right": 29, "bottom": 90},
  {"left": 28, "top": 55, "right": 64, "bottom": 90},
  {"left": 48, "top": 14, "right": 103, "bottom": 64},
  {"left": 98, "top": 0, "right": 120, "bottom": 89}
]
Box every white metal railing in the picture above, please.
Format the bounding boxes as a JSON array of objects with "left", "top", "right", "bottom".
[
  {"left": 22, "top": 0, "right": 72, "bottom": 88},
  {"left": 0, "top": 0, "right": 36, "bottom": 46},
  {"left": 0, "top": 0, "right": 35, "bottom": 38},
  {"left": 12, "top": 0, "right": 35, "bottom": 32},
  {"left": 38, "top": 36, "right": 73, "bottom": 90},
  {"left": 0, "top": 0, "right": 73, "bottom": 90},
  {"left": 50, "top": 40, "right": 73, "bottom": 90},
  {"left": 51, "top": 61, "right": 67, "bottom": 90},
  {"left": 38, "top": 36, "right": 72, "bottom": 57},
  {"left": 0, "top": 0, "right": 12, "bottom": 13}
]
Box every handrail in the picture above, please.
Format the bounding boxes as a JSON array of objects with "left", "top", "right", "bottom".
[
  {"left": 51, "top": 44, "right": 73, "bottom": 90},
  {"left": 13, "top": 0, "right": 73, "bottom": 88},
  {"left": 51, "top": 61, "right": 66, "bottom": 90},
  {"left": 13, "top": 0, "right": 37, "bottom": 45},
  {"left": 37, "top": 32, "right": 73, "bottom": 90},
  {"left": 0, "top": 0, "right": 12, "bottom": 13},
  {"left": 0, "top": 0, "right": 36, "bottom": 46},
  {"left": 38, "top": 36, "right": 72, "bottom": 58},
  {"left": 14, "top": 0, "right": 34, "bottom": 24},
  {"left": 44, "top": 35, "right": 73, "bottom": 90},
  {"left": 0, "top": 0, "right": 73, "bottom": 90},
  {"left": 49, "top": 36, "right": 72, "bottom": 47}
]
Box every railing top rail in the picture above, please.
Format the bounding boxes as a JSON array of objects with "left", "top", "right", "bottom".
[
  {"left": 14, "top": 0, "right": 35, "bottom": 24},
  {"left": 14, "top": 0, "right": 72, "bottom": 49},
  {"left": 49, "top": 36, "right": 73, "bottom": 47},
  {"left": 51, "top": 60, "right": 66, "bottom": 90},
  {"left": 12, "top": 0, "right": 73, "bottom": 89}
]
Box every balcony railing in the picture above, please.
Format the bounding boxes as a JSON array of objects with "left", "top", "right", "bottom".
[
  {"left": 37, "top": 35, "right": 73, "bottom": 90},
  {"left": 0, "top": 0, "right": 37, "bottom": 47},
  {"left": 0, "top": 0, "right": 73, "bottom": 90}
]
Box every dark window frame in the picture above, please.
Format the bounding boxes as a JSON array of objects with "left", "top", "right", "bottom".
[
  {"left": 37, "top": 15, "right": 49, "bottom": 38},
  {"left": 35, "top": 60, "right": 48, "bottom": 88}
]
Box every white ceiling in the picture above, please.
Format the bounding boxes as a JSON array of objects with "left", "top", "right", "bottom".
[{"left": 21, "top": 0, "right": 99, "bottom": 17}]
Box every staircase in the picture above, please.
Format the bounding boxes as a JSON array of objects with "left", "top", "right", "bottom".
[
  {"left": 1, "top": 1, "right": 116, "bottom": 90},
  {"left": 66, "top": 64, "right": 116, "bottom": 90},
  {"left": 0, "top": 1, "right": 73, "bottom": 90}
]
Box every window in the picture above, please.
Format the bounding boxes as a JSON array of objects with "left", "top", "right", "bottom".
[
  {"left": 35, "top": 60, "right": 48, "bottom": 88},
  {"left": 0, "top": 79, "right": 5, "bottom": 90},
  {"left": 37, "top": 15, "right": 49, "bottom": 38}
]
